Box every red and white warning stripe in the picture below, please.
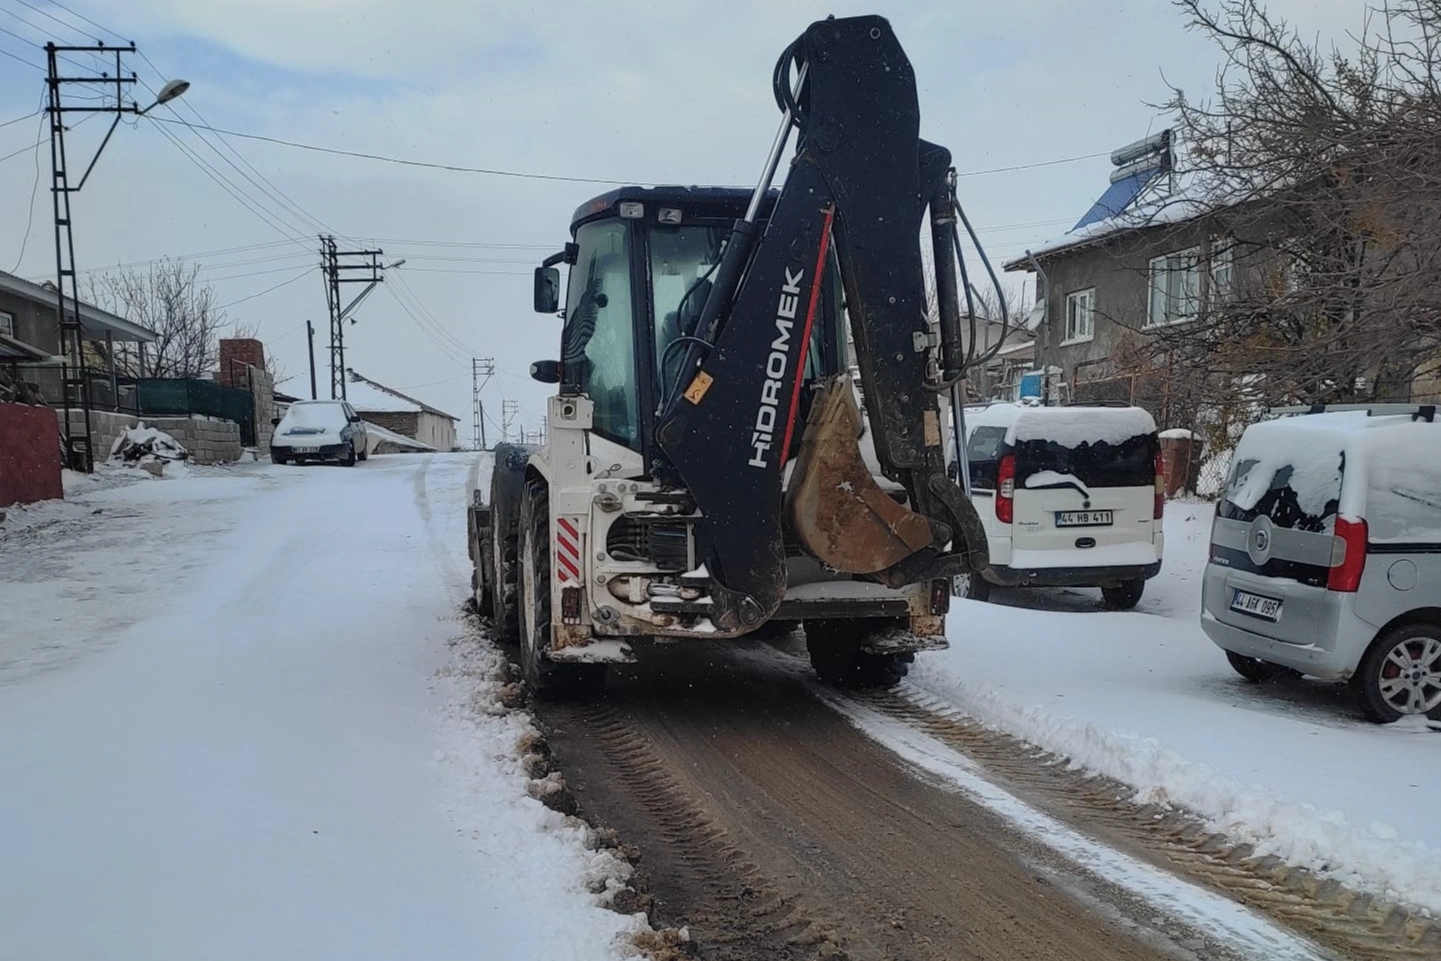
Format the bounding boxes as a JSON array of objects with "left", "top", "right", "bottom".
[{"left": 555, "top": 517, "right": 582, "bottom": 583}]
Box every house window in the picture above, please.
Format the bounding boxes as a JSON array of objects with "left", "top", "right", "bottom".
[
  {"left": 0, "top": 310, "right": 12, "bottom": 337},
  {"left": 1209, "top": 238, "right": 1233, "bottom": 302},
  {"left": 1147, "top": 247, "right": 1200, "bottom": 327},
  {"left": 1063, "top": 288, "right": 1095, "bottom": 343}
]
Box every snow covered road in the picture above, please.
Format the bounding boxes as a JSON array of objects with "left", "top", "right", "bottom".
[
  {"left": 0, "top": 455, "right": 638, "bottom": 961},
  {"left": 912, "top": 502, "right": 1441, "bottom": 916}
]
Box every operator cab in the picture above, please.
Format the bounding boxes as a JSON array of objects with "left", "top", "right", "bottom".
[{"left": 533, "top": 186, "right": 847, "bottom": 475}]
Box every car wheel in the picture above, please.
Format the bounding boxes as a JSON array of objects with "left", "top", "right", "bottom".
[
  {"left": 1101, "top": 578, "right": 1145, "bottom": 610},
  {"left": 1225, "top": 650, "right": 1298, "bottom": 683},
  {"left": 804, "top": 619, "right": 908, "bottom": 689},
  {"left": 341, "top": 443, "right": 357, "bottom": 467},
  {"left": 517, "top": 479, "right": 605, "bottom": 698},
  {"left": 272, "top": 451, "right": 287, "bottom": 465},
  {"left": 1351, "top": 623, "right": 1441, "bottom": 723},
  {"left": 358, "top": 447, "right": 369, "bottom": 461},
  {"left": 952, "top": 571, "right": 992, "bottom": 602}
]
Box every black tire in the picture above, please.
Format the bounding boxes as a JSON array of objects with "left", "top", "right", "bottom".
[
  {"left": 804, "top": 619, "right": 909, "bottom": 689},
  {"left": 271, "top": 451, "right": 287, "bottom": 465},
  {"left": 341, "top": 442, "right": 357, "bottom": 467},
  {"left": 1351, "top": 622, "right": 1441, "bottom": 724},
  {"left": 518, "top": 479, "right": 606, "bottom": 698},
  {"left": 357, "top": 447, "right": 369, "bottom": 462},
  {"left": 487, "top": 473, "right": 520, "bottom": 645},
  {"left": 953, "top": 571, "right": 992, "bottom": 602},
  {"left": 1225, "top": 650, "right": 1298, "bottom": 683},
  {"left": 1101, "top": 578, "right": 1145, "bottom": 610}
]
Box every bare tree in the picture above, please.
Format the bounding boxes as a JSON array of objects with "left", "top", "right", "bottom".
[
  {"left": 1124, "top": 0, "right": 1441, "bottom": 413},
  {"left": 88, "top": 258, "right": 227, "bottom": 379}
]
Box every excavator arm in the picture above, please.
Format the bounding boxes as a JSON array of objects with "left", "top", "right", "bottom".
[{"left": 655, "top": 14, "right": 988, "bottom": 633}]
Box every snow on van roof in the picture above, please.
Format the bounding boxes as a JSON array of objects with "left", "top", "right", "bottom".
[
  {"left": 1230, "top": 411, "right": 1440, "bottom": 523},
  {"left": 969, "top": 403, "right": 1157, "bottom": 447}
]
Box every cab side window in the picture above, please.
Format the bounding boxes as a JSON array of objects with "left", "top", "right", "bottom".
[{"left": 563, "top": 220, "right": 639, "bottom": 448}]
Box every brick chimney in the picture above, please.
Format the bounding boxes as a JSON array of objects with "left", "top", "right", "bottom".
[{"left": 218, "top": 338, "right": 266, "bottom": 388}]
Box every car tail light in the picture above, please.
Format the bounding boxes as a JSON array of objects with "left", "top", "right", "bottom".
[
  {"left": 996, "top": 454, "right": 1015, "bottom": 524},
  {"left": 1154, "top": 449, "right": 1166, "bottom": 519},
  {"left": 1327, "top": 516, "right": 1368, "bottom": 592}
]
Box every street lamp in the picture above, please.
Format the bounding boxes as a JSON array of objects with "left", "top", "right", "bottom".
[{"left": 76, "top": 77, "right": 190, "bottom": 190}]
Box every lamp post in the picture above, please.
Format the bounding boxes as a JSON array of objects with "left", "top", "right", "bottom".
[{"left": 47, "top": 41, "right": 188, "bottom": 471}]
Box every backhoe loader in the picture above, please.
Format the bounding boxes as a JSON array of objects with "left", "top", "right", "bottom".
[{"left": 468, "top": 13, "right": 994, "bottom": 695}]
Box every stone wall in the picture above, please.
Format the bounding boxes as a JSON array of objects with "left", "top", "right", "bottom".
[
  {"left": 145, "top": 415, "right": 242, "bottom": 465},
  {"left": 67, "top": 409, "right": 241, "bottom": 465},
  {"left": 250, "top": 368, "right": 276, "bottom": 453},
  {"left": 66, "top": 408, "right": 132, "bottom": 460}
]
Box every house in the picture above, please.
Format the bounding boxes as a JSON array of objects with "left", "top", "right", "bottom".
[
  {"left": 343, "top": 369, "right": 459, "bottom": 452},
  {"left": 1, "top": 269, "right": 158, "bottom": 411},
  {"left": 1000, "top": 131, "right": 1243, "bottom": 416}
]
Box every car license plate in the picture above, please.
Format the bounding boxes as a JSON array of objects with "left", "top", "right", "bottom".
[
  {"left": 1055, "top": 510, "right": 1113, "bottom": 527},
  {"left": 1230, "top": 589, "right": 1282, "bottom": 621},
  {"left": 294, "top": 446, "right": 319, "bottom": 454}
]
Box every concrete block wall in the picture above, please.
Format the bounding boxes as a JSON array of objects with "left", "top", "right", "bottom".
[
  {"left": 145, "top": 415, "right": 242, "bottom": 465},
  {"left": 66, "top": 410, "right": 242, "bottom": 465},
  {"left": 251, "top": 369, "right": 276, "bottom": 453},
  {"left": 66, "top": 409, "right": 132, "bottom": 459}
]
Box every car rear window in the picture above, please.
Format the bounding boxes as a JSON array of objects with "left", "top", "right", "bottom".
[
  {"left": 1219, "top": 439, "right": 1343, "bottom": 533},
  {"left": 965, "top": 426, "right": 1008, "bottom": 490},
  {"left": 1013, "top": 434, "right": 1156, "bottom": 489}
]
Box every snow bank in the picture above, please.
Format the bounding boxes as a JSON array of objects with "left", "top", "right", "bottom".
[
  {"left": 110, "top": 422, "right": 188, "bottom": 465},
  {"left": 432, "top": 631, "right": 649, "bottom": 955},
  {"left": 913, "top": 502, "right": 1441, "bottom": 915}
]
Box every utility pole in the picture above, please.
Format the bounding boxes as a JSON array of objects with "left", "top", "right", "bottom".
[
  {"left": 471, "top": 356, "right": 494, "bottom": 450},
  {"left": 502, "top": 399, "right": 520, "bottom": 442},
  {"left": 305, "top": 320, "right": 317, "bottom": 400},
  {"left": 46, "top": 42, "right": 164, "bottom": 471},
  {"left": 319, "top": 235, "right": 388, "bottom": 401}
]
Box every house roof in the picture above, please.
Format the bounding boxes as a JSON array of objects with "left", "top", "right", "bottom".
[
  {"left": 1003, "top": 180, "right": 1214, "bottom": 272},
  {"left": 0, "top": 332, "right": 51, "bottom": 361},
  {"left": 0, "top": 271, "right": 158, "bottom": 343},
  {"left": 345, "top": 369, "right": 460, "bottom": 421}
]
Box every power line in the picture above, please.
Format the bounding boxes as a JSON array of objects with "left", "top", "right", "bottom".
[
  {"left": 147, "top": 115, "right": 633, "bottom": 185},
  {"left": 6, "top": 0, "right": 101, "bottom": 41},
  {"left": 10, "top": 107, "right": 42, "bottom": 271},
  {"left": 0, "top": 107, "right": 38, "bottom": 128},
  {"left": 955, "top": 150, "right": 1111, "bottom": 178},
  {"left": 216, "top": 266, "right": 314, "bottom": 309},
  {"left": 44, "top": 0, "right": 128, "bottom": 43}
]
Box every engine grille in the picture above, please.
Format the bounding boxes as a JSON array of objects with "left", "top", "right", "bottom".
[{"left": 606, "top": 517, "right": 690, "bottom": 571}]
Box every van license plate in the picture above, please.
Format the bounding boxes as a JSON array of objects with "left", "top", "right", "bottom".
[
  {"left": 1055, "top": 510, "right": 1113, "bottom": 527},
  {"left": 1230, "top": 589, "right": 1282, "bottom": 621}
]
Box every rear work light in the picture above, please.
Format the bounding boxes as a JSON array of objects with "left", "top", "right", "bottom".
[
  {"left": 1154, "top": 448, "right": 1166, "bottom": 519},
  {"left": 1328, "top": 516, "right": 1369, "bottom": 592},
  {"left": 996, "top": 454, "right": 1016, "bottom": 524}
]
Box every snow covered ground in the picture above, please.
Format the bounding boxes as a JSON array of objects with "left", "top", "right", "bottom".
[
  {"left": 913, "top": 500, "right": 1441, "bottom": 915},
  {"left": 0, "top": 455, "right": 643, "bottom": 960}
]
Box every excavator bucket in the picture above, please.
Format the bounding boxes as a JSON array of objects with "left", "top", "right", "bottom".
[{"left": 785, "top": 375, "right": 937, "bottom": 574}]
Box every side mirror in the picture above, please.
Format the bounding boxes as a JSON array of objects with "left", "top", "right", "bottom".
[
  {"left": 271, "top": 417, "right": 281, "bottom": 426},
  {"left": 533, "top": 266, "right": 560, "bottom": 314},
  {"left": 530, "top": 359, "right": 561, "bottom": 384},
  {"left": 349, "top": 415, "right": 362, "bottom": 423}
]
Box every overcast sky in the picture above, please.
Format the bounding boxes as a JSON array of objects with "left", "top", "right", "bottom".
[{"left": 0, "top": 0, "right": 1367, "bottom": 442}]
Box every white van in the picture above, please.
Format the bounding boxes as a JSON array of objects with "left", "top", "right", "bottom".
[
  {"left": 956, "top": 403, "right": 1164, "bottom": 608},
  {"left": 1200, "top": 406, "right": 1441, "bottom": 722}
]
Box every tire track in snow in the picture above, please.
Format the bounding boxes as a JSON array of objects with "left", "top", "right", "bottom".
[{"left": 830, "top": 682, "right": 1441, "bottom": 961}]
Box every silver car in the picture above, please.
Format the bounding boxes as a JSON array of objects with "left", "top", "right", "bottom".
[{"left": 1200, "top": 405, "right": 1441, "bottom": 722}]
